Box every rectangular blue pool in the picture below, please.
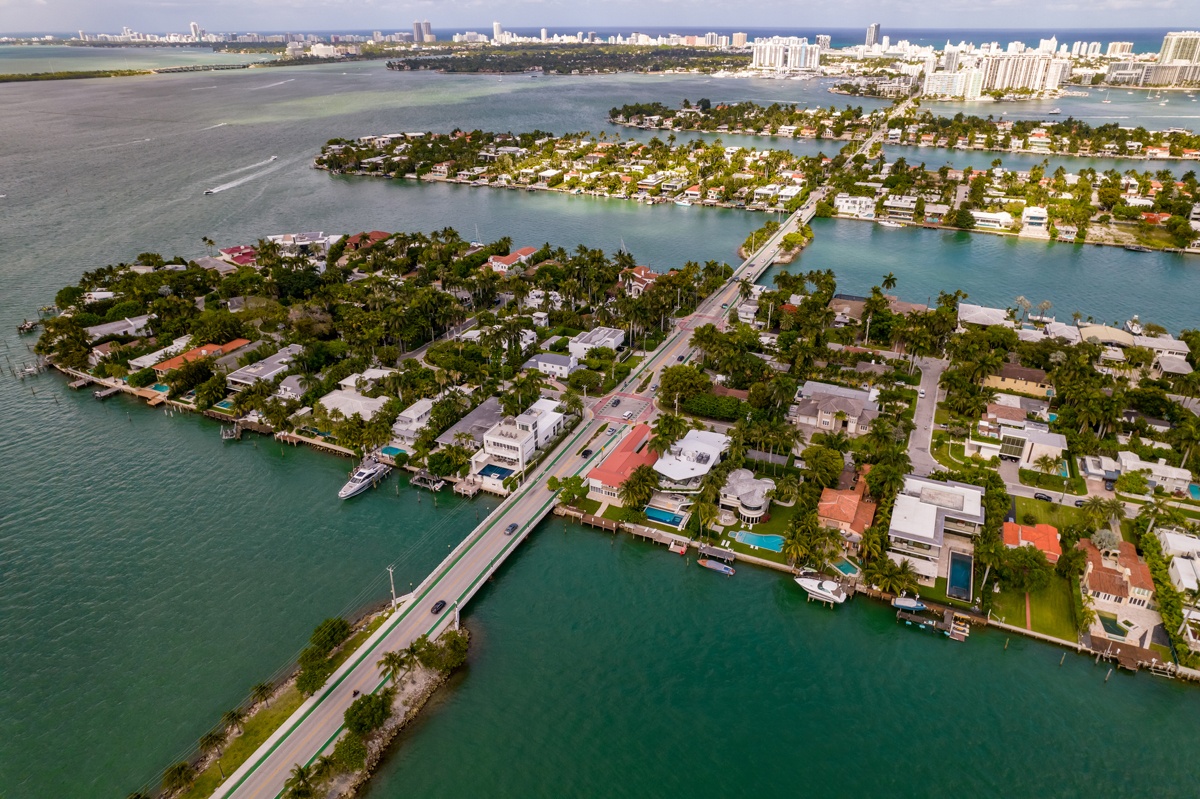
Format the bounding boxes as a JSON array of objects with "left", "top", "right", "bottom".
[
  {"left": 479, "top": 465, "right": 514, "bottom": 479},
  {"left": 152, "top": 383, "right": 170, "bottom": 393},
  {"left": 645, "top": 506, "right": 685, "bottom": 527},
  {"left": 381, "top": 446, "right": 405, "bottom": 458},
  {"left": 733, "top": 531, "right": 785, "bottom": 552},
  {"left": 834, "top": 558, "right": 860, "bottom": 576},
  {"left": 947, "top": 551, "right": 973, "bottom": 601},
  {"left": 1190, "top": 484, "right": 1200, "bottom": 501},
  {"left": 215, "top": 400, "right": 234, "bottom": 410}
]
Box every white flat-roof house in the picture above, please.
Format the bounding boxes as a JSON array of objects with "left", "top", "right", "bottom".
[
  {"left": 128, "top": 335, "right": 191, "bottom": 371},
  {"left": 317, "top": 388, "right": 388, "bottom": 421},
  {"left": 965, "top": 421, "right": 1067, "bottom": 469},
  {"left": 653, "top": 429, "right": 731, "bottom": 491},
  {"left": 719, "top": 469, "right": 776, "bottom": 524},
  {"left": 833, "top": 193, "right": 875, "bottom": 219},
  {"left": 226, "top": 344, "right": 303, "bottom": 392},
  {"left": 479, "top": 398, "right": 565, "bottom": 471},
  {"left": 971, "top": 210, "right": 1014, "bottom": 230},
  {"left": 84, "top": 314, "right": 155, "bottom": 342},
  {"left": 569, "top": 327, "right": 625, "bottom": 359},
  {"left": 391, "top": 398, "right": 435, "bottom": 447},
  {"left": 1115, "top": 451, "right": 1191, "bottom": 494},
  {"left": 887, "top": 476, "right": 986, "bottom": 584}
]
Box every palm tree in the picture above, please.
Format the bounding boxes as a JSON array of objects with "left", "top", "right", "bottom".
[
  {"left": 881, "top": 272, "right": 897, "bottom": 292},
  {"left": 284, "top": 763, "right": 316, "bottom": 799},
  {"left": 1176, "top": 414, "right": 1200, "bottom": 469},
  {"left": 1080, "top": 495, "right": 1109, "bottom": 531},
  {"left": 251, "top": 682, "right": 274, "bottom": 708},
  {"left": 768, "top": 474, "right": 799, "bottom": 506},
  {"left": 649, "top": 413, "right": 689, "bottom": 455},
  {"left": 199, "top": 730, "right": 226, "bottom": 778},
  {"left": 377, "top": 650, "right": 410, "bottom": 685},
  {"left": 162, "top": 762, "right": 195, "bottom": 793},
  {"left": 619, "top": 464, "right": 660, "bottom": 511},
  {"left": 220, "top": 708, "right": 246, "bottom": 735}
]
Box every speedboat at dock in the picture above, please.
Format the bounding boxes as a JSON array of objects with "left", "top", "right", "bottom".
[
  {"left": 795, "top": 574, "right": 847, "bottom": 604},
  {"left": 338, "top": 456, "right": 391, "bottom": 499},
  {"left": 892, "top": 595, "right": 926, "bottom": 612}
]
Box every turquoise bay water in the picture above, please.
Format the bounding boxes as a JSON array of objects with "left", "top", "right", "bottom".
[
  {"left": 1, "top": 65, "right": 1198, "bottom": 798},
  {"left": 0, "top": 44, "right": 270, "bottom": 74}
]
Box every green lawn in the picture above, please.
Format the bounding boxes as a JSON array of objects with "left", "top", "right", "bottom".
[
  {"left": 1013, "top": 497, "right": 1085, "bottom": 528},
  {"left": 919, "top": 577, "right": 975, "bottom": 610},
  {"left": 1018, "top": 468, "right": 1086, "bottom": 496},
  {"left": 573, "top": 497, "right": 602, "bottom": 515},
  {"left": 181, "top": 686, "right": 306, "bottom": 799},
  {"left": 932, "top": 441, "right": 970, "bottom": 471},
  {"left": 751, "top": 503, "right": 802, "bottom": 538},
  {"left": 992, "top": 576, "right": 1077, "bottom": 641}
]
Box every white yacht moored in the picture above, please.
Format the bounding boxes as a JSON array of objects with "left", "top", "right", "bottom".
[
  {"left": 338, "top": 456, "right": 392, "bottom": 499},
  {"left": 795, "top": 574, "right": 847, "bottom": 605}
]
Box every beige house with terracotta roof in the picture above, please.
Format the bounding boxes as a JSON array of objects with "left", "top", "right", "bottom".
[
  {"left": 1079, "top": 538, "right": 1155, "bottom": 609},
  {"left": 983, "top": 363, "right": 1053, "bottom": 397},
  {"left": 817, "top": 468, "right": 877, "bottom": 551}
]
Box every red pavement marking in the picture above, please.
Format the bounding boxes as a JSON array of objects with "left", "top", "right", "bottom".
[{"left": 1025, "top": 593, "right": 1033, "bottom": 630}]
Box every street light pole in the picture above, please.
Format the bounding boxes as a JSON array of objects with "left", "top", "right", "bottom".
[{"left": 387, "top": 565, "right": 397, "bottom": 609}]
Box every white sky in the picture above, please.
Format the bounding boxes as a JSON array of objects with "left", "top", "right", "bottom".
[{"left": 0, "top": 0, "right": 1188, "bottom": 35}]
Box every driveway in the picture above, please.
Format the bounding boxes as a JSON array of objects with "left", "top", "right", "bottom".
[{"left": 908, "top": 356, "right": 948, "bottom": 476}]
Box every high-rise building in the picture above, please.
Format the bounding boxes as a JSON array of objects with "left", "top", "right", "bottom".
[
  {"left": 750, "top": 37, "right": 819, "bottom": 72},
  {"left": 1106, "top": 41, "right": 1133, "bottom": 57},
  {"left": 413, "top": 21, "right": 422, "bottom": 42},
  {"left": 422, "top": 20, "right": 433, "bottom": 42},
  {"left": 732, "top": 32, "right": 748, "bottom": 48},
  {"left": 815, "top": 34, "right": 831, "bottom": 51},
  {"left": 1159, "top": 31, "right": 1200, "bottom": 64},
  {"left": 704, "top": 32, "right": 718, "bottom": 46},
  {"left": 944, "top": 49, "right": 960, "bottom": 73},
  {"left": 493, "top": 21, "right": 503, "bottom": 42},
  {"left": 865, "top": 23, "right": 880, "bottom": 47},
  {"left": 372, "top": 31, "right": 382, "bottom": 42},
  {"left": 979, "top": 53, "right": 1067, "bottom": 92},
  {"left": 190, "top": 21, "right": 200, "bottom": 41},
  {"left": 1087, "top": 42, "right": 1101, "bottom": 57},
  {"left": 541, "top": 28, "right": 547, "bottom": 42}
]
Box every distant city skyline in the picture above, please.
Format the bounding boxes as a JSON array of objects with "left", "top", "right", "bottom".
[{"left": 0, "top": 0, "right": 1189, "bottom": 36}]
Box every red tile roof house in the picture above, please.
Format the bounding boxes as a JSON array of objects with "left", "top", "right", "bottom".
[
  {"left": 1078, "top": 538, "right": 1155, "bottom": 608},
  {"left": 620, "top": 265, "right": 677, "bottom": 298},
  {"left": 586, "top": 424, "right": 657, "bottom": 504},
  {"left": 817, "top": 466, "right": 877, "bottom": 552},
  {"left": 345, "top": 230, "right": 391, "bottom": 251},
  {"left": 152, "top": 339, "right": 251, "bottom": 379},
  {"left": 1002, "top": 522, "right": 1061, "bottom": 563},
  {"left": 219, "top": 245, "right": 258, "bottom": 267},
  {"left": 486, "top": 246, "right": 538, "bottom": 275}
]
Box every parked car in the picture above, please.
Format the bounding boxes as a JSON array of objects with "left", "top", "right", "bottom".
[
  {"left": 1033, "top": 493, "right": 1053, "bottom": 502},
  {"left": 918, "top": 388, "right": 926, "bottom": 398},
  {"left": 622, "top": 411, "right": 634, "bottom": 420},
  {"left": 581, "top": 449, "right": 593, "bottom": 458},
  {"left": 1104, "top": 480, "right": 1115, "bottom": 491},
  {"left": 431, "top": 600, "right": 447, "bottom": 614},
  {"left": 650, "top": 383, "right": 659, "bottom": 392},
  {"left": 1074, "top": 499, "right": 1086, "bottom": 507},
  {"left": 504, "top": 523, "right": 518, "bottom": 536}
]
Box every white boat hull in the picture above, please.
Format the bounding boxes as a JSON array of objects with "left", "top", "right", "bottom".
[{"left": 795, "top": 576, "right": 847, "bottom": 604}]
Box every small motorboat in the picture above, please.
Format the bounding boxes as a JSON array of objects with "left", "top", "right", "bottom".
[
  {"left": 876, "top": 219, "right": 905, "bottom": 228},
  {"left": 674, "top": 199, "right": 693, "bottom": 206},
  {"left": 1124, "top": 244, "right": 1152, "bottom": 253},
  {"left": 892, "top": 595, "right": 926, "bottom": 612},
  {"left": 269, "top": 155, "right": 278, "bottom": 161},
  {"left": 698, "top": 559, "right": 735, "bottom": 576},
  {"left": 795, "top": 575, "right": 847, "bottom": 604},
  {"left": 204, "top": 189, "right": 215, "bottom": 195}
]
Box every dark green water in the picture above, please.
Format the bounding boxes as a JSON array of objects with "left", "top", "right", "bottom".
[{"left": 1, "top": 62, "right": 1198, "bottom": 799}]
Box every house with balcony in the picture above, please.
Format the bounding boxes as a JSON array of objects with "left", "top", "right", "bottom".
[
  {"left": 523, "top": 353, "right": 579, "bottom": 380},
  {"left": 653, "top": 429, "right": 730, "bottom": 491},
  {"left": 886, "top": 476, "right": 986, "bottom": 584},
  {"left": 225, "top": 344, "right": 303, "bottom": 392},
  {"left": 476, "top": 397, "right": 565, "bottom": 473},
  {"left": 790, "top": 381, "right": 878, "bottom": 436},
  {"left": 833, "top": 193, "right": 875, "bottom": 219},
  {"left": 983, "top": 363, "right": 1053, "bottom": 397},
  {"left": 1003, "top": 522, "right": 1061, "bottom": 563},
  {"left": 587, "top": 424, "right": 656, "bottom": 504},
  {"left": 1079, "top": 538, "right": 1155, "bottom": 608},
  {"left": 719, "top": 469, "right": 776, "bottom": 524},
  {"left": 818, "top": 467, "right": 877, "bottom": 552},
  {"left": 569, "top": 327, "right": 625, "bottom": 359},
  {"left": 390, "top": 398, "right": 435, "bottom": 448}
]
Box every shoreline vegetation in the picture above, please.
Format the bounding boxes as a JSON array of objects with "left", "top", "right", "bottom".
[
  {"left": 384, "top": 44, "right": 750, "bottom": 75},
  {"left": 0, "top": 68, "right": 152, "bottom": 82},
  {"left": 316, "top": 122, "right": 1199, "bottom": 253}
]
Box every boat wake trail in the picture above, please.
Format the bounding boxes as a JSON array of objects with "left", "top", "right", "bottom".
[
  {"left": 250, "top": 78, "right": 295, "bottom": 91},
  {"left": 200, "top": 122, "right": 228, "bottom": 131},
  {"left": 203, "top": 161, "right": 285, "bottom": 195},
  {"left": 207, "top": 156, "right": 279, "bottom": 183}
]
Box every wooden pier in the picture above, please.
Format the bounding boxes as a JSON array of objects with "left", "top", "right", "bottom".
[
  {"left": 410, "top": 470, "right": 447, "bottom": 492},
  {"left": 93, "top": 386, "right": 121, "bottom": 400}
]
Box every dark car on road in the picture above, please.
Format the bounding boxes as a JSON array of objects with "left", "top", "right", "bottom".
[
  {"left": 611, "top": 398, "right": 620, "bottom": 406},
  {"left": 431, "top": 600, "right": 447, "bottom": 614},
  {"left": 505, "top": 523, "right": 518, "bottom": 535},
  {"left": 581, "top": 449, "right": 593, "bottom": 458},
  {"left": 1033, "top": 493, "right": 1053, "bottom": 502},
  {"left": 1074, "top": 499, "right": 1086, "bottom": 507},
  {"left": 676, "top": 355, "right": 686, "bottom": 362}
]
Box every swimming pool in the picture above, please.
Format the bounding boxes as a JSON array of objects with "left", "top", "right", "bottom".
[
  {"left": 947, "top": 551, "right": 973, "bottom": 601},
  {"left": 381, "top": 446, "right": 405, "bottom": 458},
  {"left": 152, "top": 383, "right": 170, "bottom": 393},
  {"left": 1098, "top": 613, "right": 1128, "bottom": 639},
  {"left": 645, "top": 506, "right": 685, "bottom": 527},
  {"left": 833, "top": 558, "right": 860, "bottom": 576},
  {"left": 215, "top": 399, "right": 234, "bottom": 410},
  {"left": 479, "top": 464, "right": 514, "bottom": 479},
  {"left": 1190, "top": 484, "right": 1200, "bottom": 501},
  {"left": 732, "top": 531, "right": 785, "bottom": 552}
]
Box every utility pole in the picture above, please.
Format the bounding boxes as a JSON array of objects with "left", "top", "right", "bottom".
[{"left": 387, "top": 565, "right": 397, "bottom": 609}]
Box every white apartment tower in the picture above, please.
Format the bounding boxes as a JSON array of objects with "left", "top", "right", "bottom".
[
  {"left": 865, "top": 23, "right": 880, "bottom": 47},
  {"left": 1106, "top": 41, "right": 1133, "bottom": 57},
  {"left": 190, "top": 21, "right": 200, "bottom": 41},
  {"left": 816, "top": 34, "right": 831, "bottom": 50},
  {"left": 732, "top": 32, "right": 748, "bottom": 48},
  {"left": 1160, "top": 31, "right": 1200, "bottom": 65}
]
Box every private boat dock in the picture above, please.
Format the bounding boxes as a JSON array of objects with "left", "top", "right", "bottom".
[
  {"left": 896, "top": 609, "right": 972, "bottom": 641},
  {"left": 410, "top": 470, "right": 446, "bottom": 492},
  {"left": 92, "top": 386, "right": 122, "bottom": 400}
]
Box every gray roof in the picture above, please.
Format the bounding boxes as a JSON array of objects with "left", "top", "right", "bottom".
[
  {"left": 227, "top": 344, "right": 303, "bottom": 386},
  {"left": 83, "top": 314, "right": 154, "bottom": 342},
  {"left": 524, "top": 353, "right": 575, "bottom": 369},
  {"left": 435, "top": 397, "right": 505, "bottom": 448}
]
